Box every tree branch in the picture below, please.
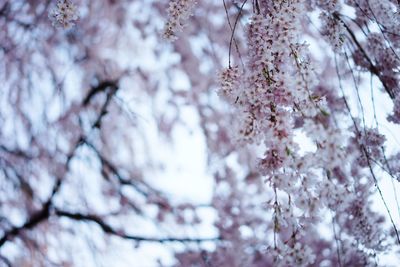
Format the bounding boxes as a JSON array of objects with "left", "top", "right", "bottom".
[
  {"left": 0, "top": 80, "right": 120, "bottom": 248},
  {"left": 83, "top": 80, "right": 118, "bottom": 106},
  {"left": 83, "top": 140, "right": 152, "bottom": 197},
  {"left": 0, "top": 200, "right": 51, "bottom": 247},
  {"left": 334, "top": 12, "right": 396, "bottom": 99},
  {"left": 55, "top": 209, "right": 220, "bottom": 244}
]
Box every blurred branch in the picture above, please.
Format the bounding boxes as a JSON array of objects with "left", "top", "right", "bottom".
[
  {"left": 83, "top": 140, "right": 152, "bottom": 197},
  {"left": 55, "top": 209, "right": 221, "bottom": 243},
  {"left": 0, "top": 145, "right": 33, "bottom": 160},
  {"left": 83, "top": 80, "right": 118, "bottom": 106},
  {"left": 0, "top": 255, "right": 12, "bottom": 267},
  {"left": 334, "top": 12, "right": 396, "bottom": 99},
  {"left": 0, "top": 199, "right": 52, "bottom": 247},
  {"left": 0, "top": 2, "right": 9, "bottom": 17},
  {"left": 0, "top": 80, "right": 120, "bottom": 248}
]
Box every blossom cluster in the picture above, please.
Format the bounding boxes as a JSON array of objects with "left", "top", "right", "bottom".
[
  {"left": 216, "top": 0, "right": 396, "bottom": 265},
  {"left": 388, "top": 95, "right": 400, "bottom": 123},
  {"left": 162, "top": 0, "right": 197, "bottom": 41},
  {"left": 164, "top": 0, "right": 400, "bottom": 265},
  {"left": 388, "top": 152, "right": 400, "bottom": 181},
  {"left": 357, "top": 127, "right": 386, "bottom": 167},
  {"left": 319, "top": 12, "right": 345, "bottom": 52},
  {"left": 48, "top": 0, "right": 79, "bottom": 29},
  {"left": 217, "top": 66, "right": 242, "bottom": 104}
]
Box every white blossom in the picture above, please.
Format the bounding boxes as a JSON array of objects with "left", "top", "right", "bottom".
[{"left": 49, "top": 0, "right": 78, "bottom": 29}]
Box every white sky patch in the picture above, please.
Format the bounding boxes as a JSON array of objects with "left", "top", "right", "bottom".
[{"left": 147, "top": 105, "right": 213, "bottom": 205}]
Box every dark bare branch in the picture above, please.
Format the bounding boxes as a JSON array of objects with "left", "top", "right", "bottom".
[{"left": 55, "top": 209, "right": 221, "bottom": 244}]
